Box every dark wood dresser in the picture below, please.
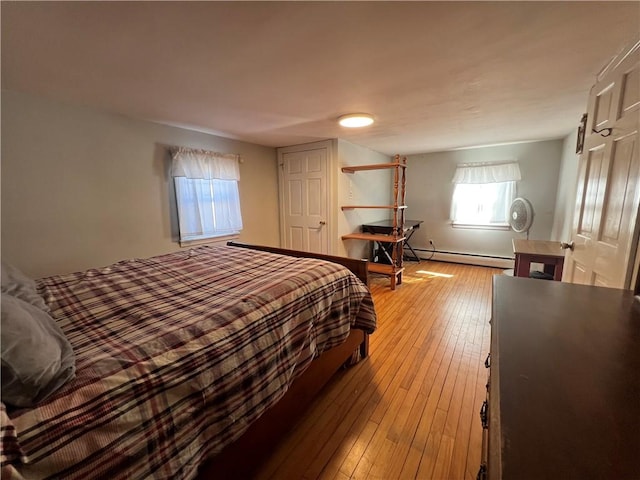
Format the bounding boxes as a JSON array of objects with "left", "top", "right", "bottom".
[{"left": 480, "top": 275, "right": 640, "bottom": 480}]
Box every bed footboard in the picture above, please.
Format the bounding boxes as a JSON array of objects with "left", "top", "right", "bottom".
[{"left": 227, "top": 241, "right": 369, "bottom": 286}]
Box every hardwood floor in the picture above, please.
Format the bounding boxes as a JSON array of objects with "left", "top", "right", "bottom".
[{"left": 254, "top": 261, "right": 502, "bottom": 480}]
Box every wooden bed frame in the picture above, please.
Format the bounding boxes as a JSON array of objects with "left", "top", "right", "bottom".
[{"left": 198, "top": 242, "right": 372, "bottom": 478}]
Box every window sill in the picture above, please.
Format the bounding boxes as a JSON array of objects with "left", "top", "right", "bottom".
[
  {"left": 179, "top": 233, "right": 240, "bottom": 248},
  {"left": 451, "top": 223, "right": 511, "bottom": 231}
]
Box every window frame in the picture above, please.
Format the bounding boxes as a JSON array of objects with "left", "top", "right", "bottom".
[
  {"left": 173, "top": 176, "right": 243, "bottom": 246},
  {"left": 450, "top": 181, "right": 515, "bottom": 230}
]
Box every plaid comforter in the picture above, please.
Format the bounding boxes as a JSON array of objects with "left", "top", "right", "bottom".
[{"left": 0, "top": 245, "right": 376, "bottom": 479}]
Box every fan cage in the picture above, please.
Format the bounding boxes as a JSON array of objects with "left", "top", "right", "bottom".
[{"left": 509, "top": 198, "right": 534, "bottom": 233}]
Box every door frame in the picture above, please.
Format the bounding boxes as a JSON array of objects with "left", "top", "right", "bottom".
[{"left": 277, "top": 139, "right": 337, "bottom": 254}]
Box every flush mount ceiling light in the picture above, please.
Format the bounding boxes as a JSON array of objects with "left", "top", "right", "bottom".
[{"left": 338, "top": 113, "right": 375, "bottom": 128}]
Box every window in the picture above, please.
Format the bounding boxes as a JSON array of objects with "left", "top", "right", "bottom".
[
  {"left": 450, "top": 161, "right": 520, "bottom": 228},
  {"left": 451, "top": 181, "right": 515, "bottom": 227},
  {"left": 171, "top": 148, "right": 243, "bottom": 243}
]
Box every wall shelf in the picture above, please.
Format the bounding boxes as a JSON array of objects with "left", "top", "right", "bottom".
[
  {"left": 342, "top": 233, "right": 405, "bottom": 243},
  {"left": 341, "top": 162, "right": 408, "bottom": 174},
  {"left": 367, "top": 263, "right": 405, "bottom": 277},
  {"left": 341, "top": 205, "right": 407, "bottom": 210},
  {"left": 341, "top": 154, "right": 407, "bottom": 290}
]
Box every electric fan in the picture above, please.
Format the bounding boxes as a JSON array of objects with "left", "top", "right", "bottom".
[{"left": 509, "top": 197, "right": 534, "bottom": 238}]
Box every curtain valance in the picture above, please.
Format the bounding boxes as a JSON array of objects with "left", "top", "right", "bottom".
[
  {"left": 452, "top": 161, "right": 521, "bottom": 184},
  {"left": 171, "top": 147, "right": 241, "bottom": 181}
]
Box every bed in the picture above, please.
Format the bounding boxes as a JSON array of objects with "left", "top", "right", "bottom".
[{"left": 0, "top": 242, "right": 376, "bottom": 479}]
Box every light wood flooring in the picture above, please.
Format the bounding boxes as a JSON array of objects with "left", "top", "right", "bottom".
[{"left": 253, "top": 260, "right": 502, "bottom": 480}]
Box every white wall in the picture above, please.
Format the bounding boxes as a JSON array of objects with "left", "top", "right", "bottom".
[
  {"left": 335, "top": 139, "right": 393, "bottom": 259},
  {"left": 550, "top": 130, "right": 580, "bottom": 242},
  {"left": 2, "top": 91, "right": 573, "bottom": 275},
  {"left": 405, "top": 140, "right": 563, "bottom": 259},
  {"left": 1, "top": 91, "right": 280, "bottom": 278}
]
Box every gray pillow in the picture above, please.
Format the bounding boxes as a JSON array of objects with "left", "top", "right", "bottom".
[
  {"left": 1, "top": 261, "right": 49, "bottom": 312},
  {"left": 1, "top": 293, "right": 75, "bottom": 408}
]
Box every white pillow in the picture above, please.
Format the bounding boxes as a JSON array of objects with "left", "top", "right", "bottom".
[
  {"left": 1, "top": 261, "right": 49, "bottom": 312},
  {"left": 1, "top": 293, "right": 75, "bottom": 408}
]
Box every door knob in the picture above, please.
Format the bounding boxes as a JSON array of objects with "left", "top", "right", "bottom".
[
  {"left": 560, "top": 241, "right": 574, "bottom": 250},
  {"left": 319, "top": 221, "right": 326, "bottom": 226}
]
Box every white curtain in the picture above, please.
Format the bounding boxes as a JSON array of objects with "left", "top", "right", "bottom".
[
  {"left": 171, "top": 148, "right": 240, "bottom": 180},
  {"left": 171, "top": 148, "right": 243, "bottom": 241},
  {"left": 452, "top": 161, "right": 521, "bottom": 184},
  {"left": 450, "top": 161, "right": 520, "bottom": 226}
]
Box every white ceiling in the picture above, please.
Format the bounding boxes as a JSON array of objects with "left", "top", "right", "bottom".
[{"left": 2, "top": 2, "right": 639, "bottom": 155}]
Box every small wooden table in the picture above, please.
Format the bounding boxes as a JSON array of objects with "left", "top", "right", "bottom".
[{"left": 512, "top": 239, "right": 564, "bottom": 281}]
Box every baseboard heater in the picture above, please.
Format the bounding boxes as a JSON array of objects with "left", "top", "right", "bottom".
[{"left": 411, "top": 248, "right": 514, "bottom": 269}]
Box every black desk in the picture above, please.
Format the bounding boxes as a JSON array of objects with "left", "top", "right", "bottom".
[{"left": 362, "top": 219, "right": 423, "bottom": 262}]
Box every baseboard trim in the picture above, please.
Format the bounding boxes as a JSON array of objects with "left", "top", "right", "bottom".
[{"left": 414, "top": 249, "right": 514, "bottom": 269}]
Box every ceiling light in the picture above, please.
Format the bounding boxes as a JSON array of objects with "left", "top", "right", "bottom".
[{"left": 338, "top": 113, "right": 374, "bottom": 128}]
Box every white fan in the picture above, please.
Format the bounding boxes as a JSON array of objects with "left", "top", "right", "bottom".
[{"left": 509, "top": 197, "right": 534, "bottom": 237}]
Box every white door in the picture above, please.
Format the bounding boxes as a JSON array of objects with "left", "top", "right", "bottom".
[
  {"left": 564, "top": 41, "right": 640, "bottom": 288},
  {"left": 279, "top": 145, "right": 329, "bottom": 254}
]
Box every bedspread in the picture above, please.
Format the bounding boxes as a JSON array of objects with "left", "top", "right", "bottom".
[{"left": 0, "top": 245, "right": 376, "bottom": 479}]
